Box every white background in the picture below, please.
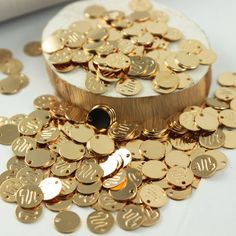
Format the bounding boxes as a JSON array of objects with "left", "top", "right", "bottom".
[{"left": 0, "top": 0, "right": 236, "bottom": 236}]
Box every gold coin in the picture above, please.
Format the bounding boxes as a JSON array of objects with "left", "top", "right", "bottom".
[
  {"left": 65, "top": 31, "right": 86, "bottom": 48},
  {"left": 103, "top": 169, "right": 127, "bottom": 189},
  {"left": 140, "top": 140, "right": 165, "bottom": 160},
  {"left": 170, "top": 138, "right": 196, "bottom": 151},
  {"left": 46, "top": 199, "right": 72, "bottom": 212},
  {"left": 109, "top": 178, "right": 137, "bottom": 201},
  {"left": 75, "top": 162, "right": 103, "bottom": 184},
  {"left": 39, "top": 177, "right": 62, "bottom": 200},
  {"left": 141, "top": 206, "right": 160, "bottom": 227},
  {"left": 166, "top": 186, "right": 192, "bottom": 200},
  {"left": 206, "top": 97, "right": 229, "bottom": 110},
  {"left": 87, "top": 134, "right": 114, "bottom": 156},
  {"left": 0, "top": 77, "right": 22, "bottom": 94},
  {"left": 0, "top": 124, "right": 20, "bottom": 145},
  {"left": 218, "top": 72, "right": 236, "bottom": 87},
  {"left": 35, "top": 127, "right": 60, "bottom": 144},
  {"left": 0, "top": 48, "right": 12, "bottom": 62},
  {"left": 175, "top": 51, "right": 199, "bottom": 69},
  {"left": 18, "top": 116, "right": 43, "bottom": 136},
  {"left": 140, "top": 184, "right": 168, "bottom": 208},
  {"left": 98, "top": 191, "right": 126, "bottom": 211},
  {"left": 85, "top": 71, "right": 109, "bottom": 94},
  {"left": 116, "top": 78, "right": 142, "bottom": 96},
  {"left": 73, "top": 192, "right": 99, "bottom": 207},
  {"left": 215, "top": 87, "right": 236, "bottom": 101},
  {"left": 146, "top": 21, "right": 168, "bottom": 36},
  {"left": 163, "top": 27, "right": 183, "bottom": 41},
  {"left": 69, "top": 20, "right": 92, "bottom": 34},
  {"left": 129, "top": 0, "right": 152, "bottom": 12},
  {"left": 42, "top": 34, "right": 65, "bottom": 54},
  {"left": 118, "top": 39, "right": 135, "bottom": 54},
  {"left": 7, "top": 156, "right": 26, "bottom": 172},
  {"left": 0, "top": 170, "right": 15, "bottom": 186},
  {"left": 189, "top": 147, "right": 206, "bottom": 161},
  {"left": 33, "top": 94, "right": 57, "bottom": 110},
  {"left": 125, "top": 139, "right": 144, "bottom": 160},
  {"left": 165, "top": 150, "right": 190, "bottom": 167},
  {"left": 25, "top": 149, "right": 52, "bottom": 168},
  {"left": 195, "top": 112, "right": 219, "bottom": 131},
  {"left": 230, "top": 98, "right": 236, "bottom": 111},
  {"left": 15, "top": 205, "right": 43, "bottom": 223},
  {"left": 106, "top": 53, "right": 130, "bottom": 69},
  {"left": 205, "top": 150, "right": 227, "bottom": 171},
  {"left": 87, "top": 210, "right": 114, "bottom": 234},
  {"left": 199, "top": 129, "right": 225, "bottom": 149},
  {"left": 130, "top": 11, "right": 150, "bottom": 22},
  {"left": 166, "top": 166, "right": 194, "bottom": 188},
  {"left": 223, "top": 130, "right": 236, "bottom": 149},
  {"left": 126, "top": 167, "right": 143, "bottom": 187},
  {"left": 0, "top": 178, "right": 24, "bottom": 202},
  {"left": 16, "top": 185, "right": 43, "bottom": 208},
  {"left": 51, "top": 158, "right": 78, "bottom": 177},
  {"left": 70, "top": 123, "right": 95, "bottom": 143},
  {"left": 137, "top": 32, "right": 154, "bottom": 46},
  {"left": 191, "top": 155, "right": 217, "bottom": 178},
  {"left": 178, "top": 73, "right": 193, "bottom": 89},
  {"left": 152, "top": 177, "right": 172, "bottom": 189},
  {"left": 84, "top": 5, "right": 106, "bottom": 18},
  {"left": 150, "top": 10, "right": 169, "bottom": 22},
  {"left": 219, "top": 109, "right": 236, "bottom": 128},
  {"left": 178, "top": 39, "right": 203, "bottom": 54},
  {"left": 117, "top": 205, "right": 144, "bottom": 231},
  {"left": 9, "top": 114, "right": 26, "bottom": 125},
  {"left": 54, "top": 211, "right": 80, "bottom": 233},
  {"left": 1, "top": 58, "right": 23, "bottom": 75},
  {"left": 72, "top": 49, "right": 93, "bottom": 63},
  {"left": 60, "top": 177, "right": 78, "bottom": 196},
  {"left": 128, "top": 56, "right": 146, "bottom": 76},
  {"left": 198, "top": 48, "right": 217, "bottom": 65},
  {"left": 191, "top": 177, "right": 201, "bottom": 189},
  {"left": 24, "top": 41, "right": 42, "bottom": 56},
  {"left": 16, "top": 167, "right": 44, "bottom": 185},
  {"left": 12, "top": 139, "right": 33, "bottom": 155},
  {"left": 77, "top": 181, "right": 102, "bottom": 195},
  {"left": 165, "top": 53, "right": 186, "bottom": 72},
  {"left": 49, "top": 48, "right": 72, "bottom": 65},
  {"left": 59, "top": 141, "right": 85, "bottom": 161},
  {"left": 142, "top": 160, "right": 168, "bottom": 179}
]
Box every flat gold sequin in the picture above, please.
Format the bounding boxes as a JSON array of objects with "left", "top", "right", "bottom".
[
  {"left": 140, "top": 140, "right": 165, "bottom": 160},
  {"left": 54, "top": 211, "right": 80, "bottom": 233},
  {"left": 0, "top": 124, "right": 20, "bottom": 145},
  {"left": 87, "top": 210, "right": 114, "bottom": 234},
  {"left": 142, "top": 160, "right": 167, "bottom": 179},
  {"left": 24, "top": 41, "right": 42, "bottom": 56}
]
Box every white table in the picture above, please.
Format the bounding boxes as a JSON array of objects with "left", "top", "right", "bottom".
[{"left": 0, "top": 1, "right": 236, "bottom": 236}]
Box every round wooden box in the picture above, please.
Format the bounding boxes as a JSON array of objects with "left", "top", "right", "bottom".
[{"left": 42, "top": 0, "right": 212, "bottom": 125}]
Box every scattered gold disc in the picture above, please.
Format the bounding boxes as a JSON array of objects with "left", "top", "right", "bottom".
[
  {"left": 46, "top": 199, "right": 72, "bottom": 212},
  {"left": 87, "top": 134, "right": 115, "bottom": 156},
  {"left": 16, "top": 185, "right": 43, "bottom": 208},
  {"left": 117, "top": 205, "right": 144, "bottom": 231},
  {"left": 87, "top": 210, "right": 114, "bottom": 234},
  {"left": 18, "top": 116, "right": 43, "bottom": 136},
  {"left": 125, "top": 139, "right": 143, "bottom": 160},
  {"left": 33, "top": 94, "right": 57, "bottom": 110},
  {"left": 103, "top": 169, "right": 127, "bottom": 189},
  {"left": 165, "top": 150, "right": 190, "bottom": 167},
  {"left": 25, "top": 149, "right": 52, "bottom": 168},
  {"left": 218, "top": 72, "right": 236, "bottom": 87},
  {"left": 0, "top": 77, "right": 22, "bottom": 94},
  {"left": 141, "top": 206, "right": 160, "bottom": 227},
  {"left": 219, "top": 109, "right": 236, "bottom": 128},
  {"left": 59, "top": 141, "right": 85, "bottom": 161},
  {"left": 195, "top": 112, "right": 219, "bottom": 131},
  {"left": 54, "top": 211, "right": 80, "bottom": 233},
  {"left": 139, "top": 140, "right": 165, "bottom": 160},
  {"left": 116, "top": 78, "right": 142, "bottom": 96},
  {"left": 106, "top": 53, "right": 131, "bottom": 69},
  {"left": 84, "top": 5, "right": 106, "bottom": 18},
  {"left": 175, "top": 51, "right": 199, "bottom": 69},
  {"left": 42, "top": 35, "right": 65, "bottom": 54},
  {"left": 73, "top": 192, "right": 99, "bottom": 207},
  {"left": 199, "top": 129, "right": 225, "bottom": 149},
  {"left": 166, "top": 186, "right": 192, "bottom": 200},
  {"left": 166, "top": 166, "right": 194, "bottom": 188},
  {"left": 205, "top": 150, "right": 228, "bottom": 171},
  {"left": 140, "top": 184, "right": 168, "bottom": 208},
  {"left": 15, "top": 205, "right": 43, "bottom": 224},
  {"left": 0, "top": 124, "right": 20, "bottom": 145},
  {"left": 142, "top": 160, "right": 168, "bottom": 179},
  {"left": 191, "top": 155, "right": 217, "bottom": 178},
  {"left": 223, "top": 130, "right": 236, "bottom": 149},
  {"left": 16, "top": 167, "right": 44, "bottom": 185},
  {"left": 24, "top": 41, "right": 42, "bottom": 56},
  {"left": 1, "top": 58, "right": 23, "bottom": 75}
]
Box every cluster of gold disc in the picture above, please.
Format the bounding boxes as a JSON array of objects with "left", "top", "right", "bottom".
[
  {"left": 1, "top": 68, "right": 236, "bottom": 232},
  {"left": 42, "top": 1, "right": 216, "bottom": 96},
  {"left": 0, "top": 41, "right": 41, "bottom": 95}
]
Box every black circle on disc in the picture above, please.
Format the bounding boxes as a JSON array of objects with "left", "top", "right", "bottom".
[{"left": 87, "top": 108, "right": 111, "bottom": 131}]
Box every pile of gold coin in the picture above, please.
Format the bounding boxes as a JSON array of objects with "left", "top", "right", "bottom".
[
  {"left": 1, "top": 69, "right": 236, "bottom": 233},
  {"left": 0, "top": 49, "right": 29, "bottom": 95},
  {"left": 42, "top": 0, "right": 216, "bottom": 96}
]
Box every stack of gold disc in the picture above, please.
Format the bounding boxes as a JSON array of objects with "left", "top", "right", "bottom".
[
  {"left": 0, "top": 69, "right": 235, "bottom": 233},
  {"left": 42, "top": 0, "right": 216, "bottom": 97}
]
